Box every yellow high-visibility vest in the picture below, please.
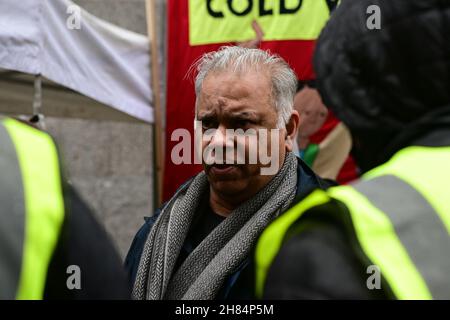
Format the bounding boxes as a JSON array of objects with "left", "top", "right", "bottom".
[
  {"left": 0, "top": 118, "right": 65, "bottom": 300},
  {"left": 256, "top": 146, "right": 450, "bottom": 299}
]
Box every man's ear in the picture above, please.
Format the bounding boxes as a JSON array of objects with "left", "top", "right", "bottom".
[{"left": 285, "top": 110, "right": 300, "bottom": 152}]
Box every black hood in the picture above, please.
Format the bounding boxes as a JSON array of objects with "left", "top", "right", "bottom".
[{"left": 314, "top": 0, "right": 450, "bottom": 172}]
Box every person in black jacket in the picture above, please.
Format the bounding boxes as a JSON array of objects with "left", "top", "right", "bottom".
[{"left": 258, "top": 0, "right": 450, "bottom": 299}]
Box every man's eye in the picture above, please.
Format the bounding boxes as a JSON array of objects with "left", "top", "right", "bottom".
[
  {"left": 235, "top": 119, "right": 251, "bottom": 128},
  {"left": 202, "top": 120, "right": 217, "bottom": 129}
]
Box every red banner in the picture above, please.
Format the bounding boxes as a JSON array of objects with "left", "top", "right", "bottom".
[{"left": 164, "top": 0, "right": 323, "bottom": 200}]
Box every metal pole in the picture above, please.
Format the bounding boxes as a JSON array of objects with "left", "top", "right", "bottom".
[{"left": 32, "top": 74, "right": 46, "bottom": 130}]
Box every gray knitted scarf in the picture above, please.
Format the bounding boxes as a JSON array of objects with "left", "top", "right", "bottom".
[{"left": 132, "top": 152, "right": 298, "bottom": 300}]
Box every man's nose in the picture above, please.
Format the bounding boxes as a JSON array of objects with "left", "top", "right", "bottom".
[{"left": 210, "top": 125, "right": 233, "bottom": 148}]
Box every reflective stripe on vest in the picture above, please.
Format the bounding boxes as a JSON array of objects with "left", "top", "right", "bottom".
[
  {"left": 255, "top": 189, "right": 330, "bottom": 298},
  {"left": 330, "top": 176, "right": 450, "bottom": 299},
  {"left": 0, "top": 119, "right": 65, "bottom": 300},
  {"left": 256, "top": 146, "right": 450, "bottom": 299}
]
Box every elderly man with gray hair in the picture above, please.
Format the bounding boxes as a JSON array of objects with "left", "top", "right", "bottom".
[{"left": 125, "top": 46, "right": 332, "bottom": 300}]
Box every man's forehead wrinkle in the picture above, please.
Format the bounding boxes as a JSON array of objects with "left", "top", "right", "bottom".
[
  {"left": 210, "top": 83, "right": 252, "bottom": 102},
  {"left": 198, "top": 69, "right": 277, "bottom": 121},
  {"left": 198, "top": 98, "right": 261, "bottom": 118},
  {"left": 228, "top": 110, "right": 259, "bottom": 118},
  {"left": 202, "top": 96, "right": 231, "bottom": 112},
  {"left": 198, "top": 108, "right": 216, "bottom": 118},
  {"left": 204, "top": 69, "right": 267, "bottom": 95},
  {"left": 201, "top": 86, "right": 252, "bottom": 109},
  {"left": 217, "top": 97, "right": 228, "bottom": 107}
]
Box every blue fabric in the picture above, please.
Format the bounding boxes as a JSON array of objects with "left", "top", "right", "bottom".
[{"left": 124, "top": 156, "right": 333, "bottom": 299}]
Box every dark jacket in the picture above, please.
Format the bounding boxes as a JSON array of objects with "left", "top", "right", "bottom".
[
  {"left": 44, "top": 185, "right": 131, "bottom": 299},
  {"left": 264, "top": 0, "right": 450, "bottom": 299},
  {"left": 125, "top": 156, "right": 333, "bottom": 299}
]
